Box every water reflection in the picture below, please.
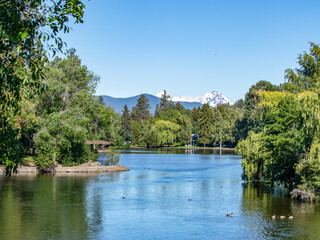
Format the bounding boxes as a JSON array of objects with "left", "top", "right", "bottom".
[
  {"left": 241, "top": 183, "right": 320, "bottom": 239},
  {"left": 118, "top": 148, "right": 238, "bottom": 155},
  {"left": 0, "top": 175, "right": 90, "bottom": 240},
  {"left": 0, "top": 151, "right": 319, "bottom": 239}
]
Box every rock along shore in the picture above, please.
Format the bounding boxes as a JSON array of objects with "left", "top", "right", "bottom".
[{"left": 0, "top": 161, "right": 130, "bottom": 174}]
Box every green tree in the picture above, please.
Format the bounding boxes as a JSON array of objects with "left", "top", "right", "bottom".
[
  {"left": 238, "top": 131, "right": 266, "bottom": 181},
  {"left": 263, "top": 94, "right": 304, "bottom": 184},
  {"left": 35, "top": 110, "right": 91, "bottom": 169},
  {"left": 154, "top": 104, "right": 161, "bottom": 119},
  {"left": 131, "top": 94, "right": 151, "bottom": 123},
  {"left": 236, "top": 80, "right": 280, "bottom": 142},
  {"left": 0, "top": 0, "right": 85, "bottom": 174},
  {"left": 130, "top": 120, "right": 141, "bottom": 145},
  {"left": 283, "top": 42, "right": 320, "bottom": 93},
  {"left": 107, "top": 108, "right": 123, "bottom": 146},
  {"left": 146, "top": 120, "right": 180, "bottom": 147},
  {"left": 120, "top": 105, "right": 132, "bottom": 142},
  {"left": 191, "top": 107, "right": 201, "bottom": 133},
  {"left": 176, "top": 102, "right": 185, "bottom": 112},
  {"left": 212, "top": 105, "right": 241, "bottom": 148},
  {"left": 198, "top": 104, "right": 213, "bottom": 147},
  {"left": 175, "top": 113, "right": 192, "bottom": 146},
  {"left": 159, "top": 90, "right": 174, "bottom": 112},
  {"left": 31, "top": 52, "right": 113, "bottom": 169},
  {"left": 37, "top": 49, "right": 99, "bottom": 114}
]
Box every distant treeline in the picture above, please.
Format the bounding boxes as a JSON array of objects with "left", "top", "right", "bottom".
[{"left": 113, "top": 90, "right": 244, "bottom": 149}]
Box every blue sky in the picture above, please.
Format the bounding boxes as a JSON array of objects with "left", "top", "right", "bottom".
[{"left": 61, "top": 0, "right": 320, "bottom": 101}]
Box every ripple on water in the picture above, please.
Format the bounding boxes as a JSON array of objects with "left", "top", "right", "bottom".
[{"left": 1, "top": 152, "right": 320, "bottom": 239}]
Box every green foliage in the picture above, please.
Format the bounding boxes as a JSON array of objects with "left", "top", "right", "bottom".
[
  {"left": 198, "top": 104, "right": 214, "bottom": 147},
  {"left": 236, "top": 80, "right": 281, "bottom": 142},
  {"left": 21, "top": 51, "right": 113, "bottom": 170},
  {"left": 146, "top": 120, "right": 180, "bottom": 147},
  {"left": 131, "top": 94, "right": 151, "bottom": 122},
  {"left": 154, "top": 104, "right": 161, "bottom": 119},
  {"left": 22, "top": 156, "right": 37, "bottom": 167},
  {"left": 105, "top": 148, "right": 121, "bottom": 166},
  {"left": 239, "top": 43, "right": 320, "bottom": 201},
  {"left": 238, "top": 131, "right": 266, "bottom": 181},
  {"left": 130, "top": 120, "right": 141, "bottom": 145},
  {"left": 106, "top": 107, "right": 123, "bottom": 146},
  {"left": 175, "top": 113, "right": 192, "bottom": 146},
  {"left": 120, "top": 105, "right": 132, "bottom": 142},
  {"left": 158, "top": 108, "right": 180, "bottom": 121},
  {"left": 293, "top": 142, "right": 320, "bottom": 201},
  {"left": 0, "top": 0, "right": 85, "bottom": 174},
  {"left": 283, "top": 42, "right": 320, "bottom": 93},
  {"left": 35, "top": 111, "right": 91, "bottom": 168},
  {"left": 191, "top": 107, "right": 201, "bottom": 134},
  {"left": 0, "top": 120, "right": 24, "bottom": 175},
  {"left": 239, "top": 94, "right": 304, "bottom": 182},
  {"left": 212, "top": 105, "right": 239, "bottom": 148}
]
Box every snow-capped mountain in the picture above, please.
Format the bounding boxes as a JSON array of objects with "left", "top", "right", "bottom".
[{"left": 156, "top": 91, "right": 234, "bottom": 107}]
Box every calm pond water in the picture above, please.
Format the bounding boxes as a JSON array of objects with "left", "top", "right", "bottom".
[{"left": 0, "top": 149, "right": 320, "bottom": 239}]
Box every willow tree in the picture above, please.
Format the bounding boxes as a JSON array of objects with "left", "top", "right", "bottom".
[
  {"left": 146, "top": 120, "right": 180, "bottom": 147},
  {"left": 238, "top": 92, "right": 304, "bottom": 183},
  {"left": 292, "top": 91, "right": 320, "bottom": 201}
]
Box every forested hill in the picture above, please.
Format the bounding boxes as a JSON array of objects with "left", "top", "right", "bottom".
[{"left": 101, "top": 94, "right": 203, "bottom": 113}]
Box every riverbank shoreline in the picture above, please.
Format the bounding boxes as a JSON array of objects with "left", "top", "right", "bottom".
[
  {"left": 0, "top": 161, "right": 130, "bottom": 175},
  {"left": 97, "top": 146, "right": 239, "bottom": 152}
]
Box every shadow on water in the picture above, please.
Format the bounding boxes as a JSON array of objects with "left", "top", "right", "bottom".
[
  {"left": 241, "top": 182, "right": 320, "bottom": 239},
  {"left": 0, "top": 174, "right": 92, "bottom": 240}
]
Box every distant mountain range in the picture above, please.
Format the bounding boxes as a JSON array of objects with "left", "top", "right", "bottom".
[
  {"left": 156, "top": 91, "right": 234, "bottom": 108},
  {"left": 101, "top": 91, "right": 234, "bottom": 114}
]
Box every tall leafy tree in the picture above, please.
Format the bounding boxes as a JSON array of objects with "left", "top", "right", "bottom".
[
  {"left": 198, "top": 104, "right": 214, "bottom": 147},
  {"left": 236, "top": 80, "right": 280, "bottom": 142},
  {"left": 146, "top": 120, "right": 180, "bottom": 147},
  {"left": 107, "top": 108, "right": 123, "bottom": 146},
  {"left": 0, "top": 0, "right": 85, "bottom": 174},
  {"left": 34, "top": 51, "right": 112, "bottom": 168},
  {"left": 212, "top": 105, "right": 241, "bottom": 149},
  {"left": 238, "top": 43, "right": 320, "bottom": 201},
  {"left": 191, "top": 107, "right": 201, "bottom": 133},
  {"left": 283, "top": 42, "right": 320, "bottom": 93},
  {"left": 38, "top": 49, "right": 99, "bottom": 114},
  {"left": 130, "top": 120, "right": 141, "bottom": 145}
]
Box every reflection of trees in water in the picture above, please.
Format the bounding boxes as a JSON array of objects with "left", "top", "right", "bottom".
[
  {"left": 241, "top": 183, "right": 320, "bottom": 239},
  {"left": 85, "top": 178, "right": 103, "bottom": 231},
  {"left": 0, "top": 175, "right": 90, "bottom": 239}
]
